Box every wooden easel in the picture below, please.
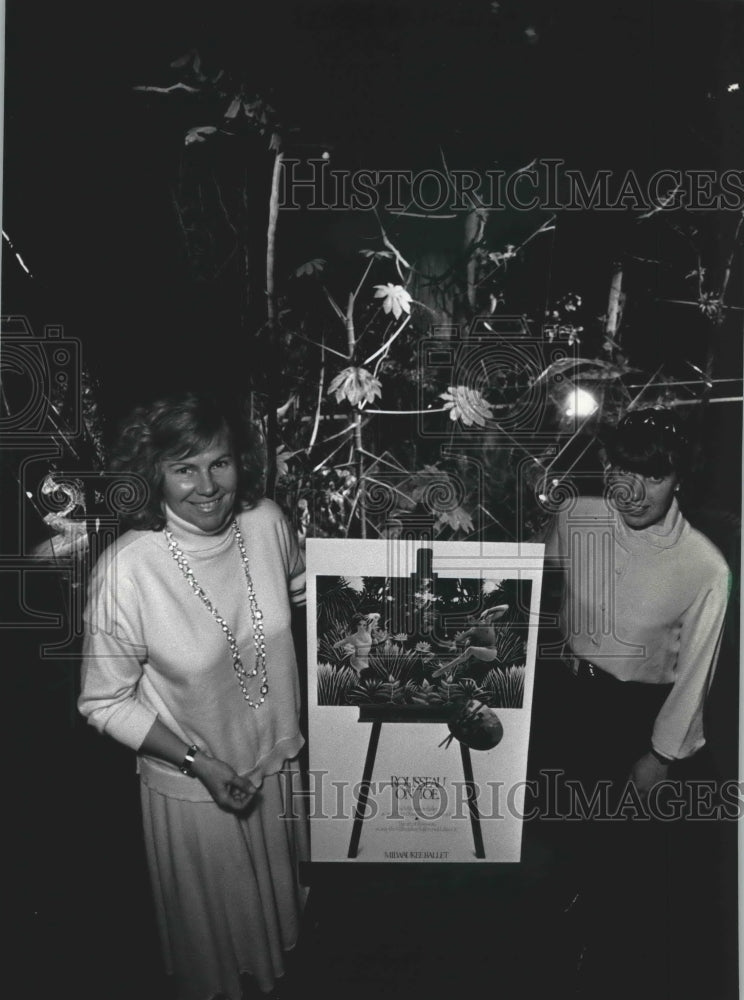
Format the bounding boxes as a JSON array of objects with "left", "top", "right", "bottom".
[
  {"left": 347, "top": 547, "right": 485, "bottom": 859},
  {"left": 347, "top": 710, "right": 486, "bottom": 859}
]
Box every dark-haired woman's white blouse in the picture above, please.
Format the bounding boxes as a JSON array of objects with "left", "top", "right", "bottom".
[{"left": 543, "top": 496, "right": 730, "bottom": 760}]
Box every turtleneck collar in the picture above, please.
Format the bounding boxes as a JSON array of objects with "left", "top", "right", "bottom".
[
  {"left": 163, "top": 504, "right": 236, "bottom": 554},
  {"left": 615, "top": 496, "right": 686, "bottom": 551}
]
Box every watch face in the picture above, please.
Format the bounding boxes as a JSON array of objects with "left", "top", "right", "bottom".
[{"left": 180, "top": 745, "right": 198, "bottom": 775}]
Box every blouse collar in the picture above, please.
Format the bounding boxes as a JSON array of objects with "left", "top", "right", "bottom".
[
  {"left": 163, "top": 504, "right": 236, "bottom": 554},
  {"left": 616, "top": 496, "right": 686, "bottom": 551}
]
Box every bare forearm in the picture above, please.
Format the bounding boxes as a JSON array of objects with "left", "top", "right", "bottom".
[
  {"left": 139, "top": 716, "right": 255, "bottom": 808},
  {"left": 138, "top": 716, "right": 216, "bottom": 784},
  {"left": 139, "top": 716, "right": 196, "bottom": 770}
]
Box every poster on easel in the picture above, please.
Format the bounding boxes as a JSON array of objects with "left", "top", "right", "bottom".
[{"left": 306, "top": 537, "right": 544, "bottom": 863}]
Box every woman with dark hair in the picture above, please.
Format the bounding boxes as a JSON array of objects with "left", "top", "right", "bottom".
[
  {"left": 332, "top": 612, "right": 382, "bottom": 675},
  {"left": 535, "top": 407, "right": 730, "bottom": 996},
  {"left": 79, "top": 391, "right": 308, "bottom": 1000},
  {"left": 542, "top": 407, "right": 729, "bottom": 791}
]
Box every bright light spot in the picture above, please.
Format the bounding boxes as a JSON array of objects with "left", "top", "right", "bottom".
[
  {"left": 322, "top": 150, "right": 330, "bottom": 160},
  {"left": 551, "top": 478, "right": 559, "bottom": 486},
  {"left": 727, "top": 83, "right": 740, "bottom": 92},
  {"left": 26, "top": 491, "right": 33, "bottom": 499},
  {"left": 564, "top": 387, "right": 598, "bottom": 418},
  {"left": 538, "top": 493, "right": 547, "bottom": 503}
]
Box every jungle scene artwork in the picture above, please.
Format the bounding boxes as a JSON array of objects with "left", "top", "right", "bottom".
[{"left": 316, "top": 573, "right": 532, "bottom": 710}]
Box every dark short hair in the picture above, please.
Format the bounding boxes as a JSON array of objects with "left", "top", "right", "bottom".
[
  {"left": 604, "top": 407, "right": 688, "bottom": 479},
  {"left": 351, "top": 613, "right": 367, "bottom": 627},
  {"left": 110, "top": 391, "right": 265, "bottom": 530}
]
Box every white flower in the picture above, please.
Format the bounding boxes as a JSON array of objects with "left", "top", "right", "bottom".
[
  {"left": 373, "top": 283, "right": 412, "bottom": 320},
  {"left": 439, "top": 386, "right": 494, "bottom": 427},
  {"left": 328, "top": 367, "right": 382, "bottom": 408}
]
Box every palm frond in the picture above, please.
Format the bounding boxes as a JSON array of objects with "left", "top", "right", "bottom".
[
  {"left": 317, "top": 576, "right": 362, "bottom": 634},
  {"left": 490, "top": 629, "right": 526, "bottom": 665},
  {"left": 317, "top": 663, "right": 359, "bottom": 705},
  {"left": 318, "top": 620, "right": 356, "bottom": 666},
  {"left": 368, "top": 642, "right": 422, "bottom": 684},
  {"left": 481, "top": 664, "right": 526, "bottom": 707}
]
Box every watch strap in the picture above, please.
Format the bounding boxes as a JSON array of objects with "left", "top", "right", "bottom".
[{"left": 179, "top": 744, "right": 200, "bottom": 777}]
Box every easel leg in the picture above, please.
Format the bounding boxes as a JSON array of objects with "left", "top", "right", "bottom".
[
  {"left": 459, "top": 742, "right": 486, "bottom": 859},
  {"left": 348, "top": 720, "right": 382, "bottom": 858}
]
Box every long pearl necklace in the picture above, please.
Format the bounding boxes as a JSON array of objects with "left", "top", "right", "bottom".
[{"left": 164, "top": 519, "right": 268, "bottom": 708}]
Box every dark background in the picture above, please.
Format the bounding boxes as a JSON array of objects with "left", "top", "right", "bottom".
[
  {"left": 2, "top": 2, "right": 742, "bottom": 998},
  {"left": 3, "top": 0, "right": 743, "bottom": 402}
]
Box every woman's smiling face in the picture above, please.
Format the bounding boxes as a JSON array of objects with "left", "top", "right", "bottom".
[
  {"left": 160, "top": 429, "right": 238, "bottom": 531},
  {"left": 607, "top": 467, "right": 678, "bottom": 530}
]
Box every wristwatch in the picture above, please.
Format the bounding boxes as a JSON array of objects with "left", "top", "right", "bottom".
[
  {"left": 649, "top": 746, "right": 674, "bottom": 765},
  {"left": 179, "top": 744, "right": 200, "bottom": 777}
]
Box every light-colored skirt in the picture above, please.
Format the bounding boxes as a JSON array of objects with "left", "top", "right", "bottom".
[{"left": 140, "top": 762, "right": 309, "bottom": 1000}]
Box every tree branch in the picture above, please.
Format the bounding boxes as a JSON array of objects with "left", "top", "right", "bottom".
[
  {"left": 306, "top": 344, "right": 326, "bottom": 453},
  {"left": 323, "top": 286, "right": 346, "bottom": 324},
  {"left": 365, "top": 314, "right": 411, "bottom": 373},
  {"left": 352, "top": 258, "right": 375, "bottom": 302},
  {"left": 133, "top": 83, "right": 201, "bottom": 94},
  {"left": 266, "top": 152, "right": 284, "bottom": 326}
]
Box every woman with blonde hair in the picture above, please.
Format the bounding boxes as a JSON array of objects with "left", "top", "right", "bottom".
[{"left": 79, "top": 391, "right": 308, "bottom": 1000}]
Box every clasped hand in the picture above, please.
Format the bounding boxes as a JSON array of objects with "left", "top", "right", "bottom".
[
  {"left": 628, "top": 751, "right": 669, "bottom": 802},
  {"left": 193, "top": 754, "right": 258, "bottom": 813}
]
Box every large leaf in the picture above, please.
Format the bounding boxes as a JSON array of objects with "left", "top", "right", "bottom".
[
  {"left": 184, "top": 125, "right": 217, "bottom": 146},
  {"left": 435, "top": 506, "right": 474, "bottom": 535},
  {"left": 294, "top": 258, "right": 326, "bottom": 277},
  {"left": 439, "top": 385, "right": 494, "bottom": 426},
  {"left": 275, "top": 445, "right": 292, "bottom": 480},
  {"left": 373, "top": 283, "right": 412, "bottom": 320},
  {"left": 360, "top": 249, "right": 393, "bottom": 259},
  {"left": 328, "top": 366, "right": 382, "bottom": 408}
]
